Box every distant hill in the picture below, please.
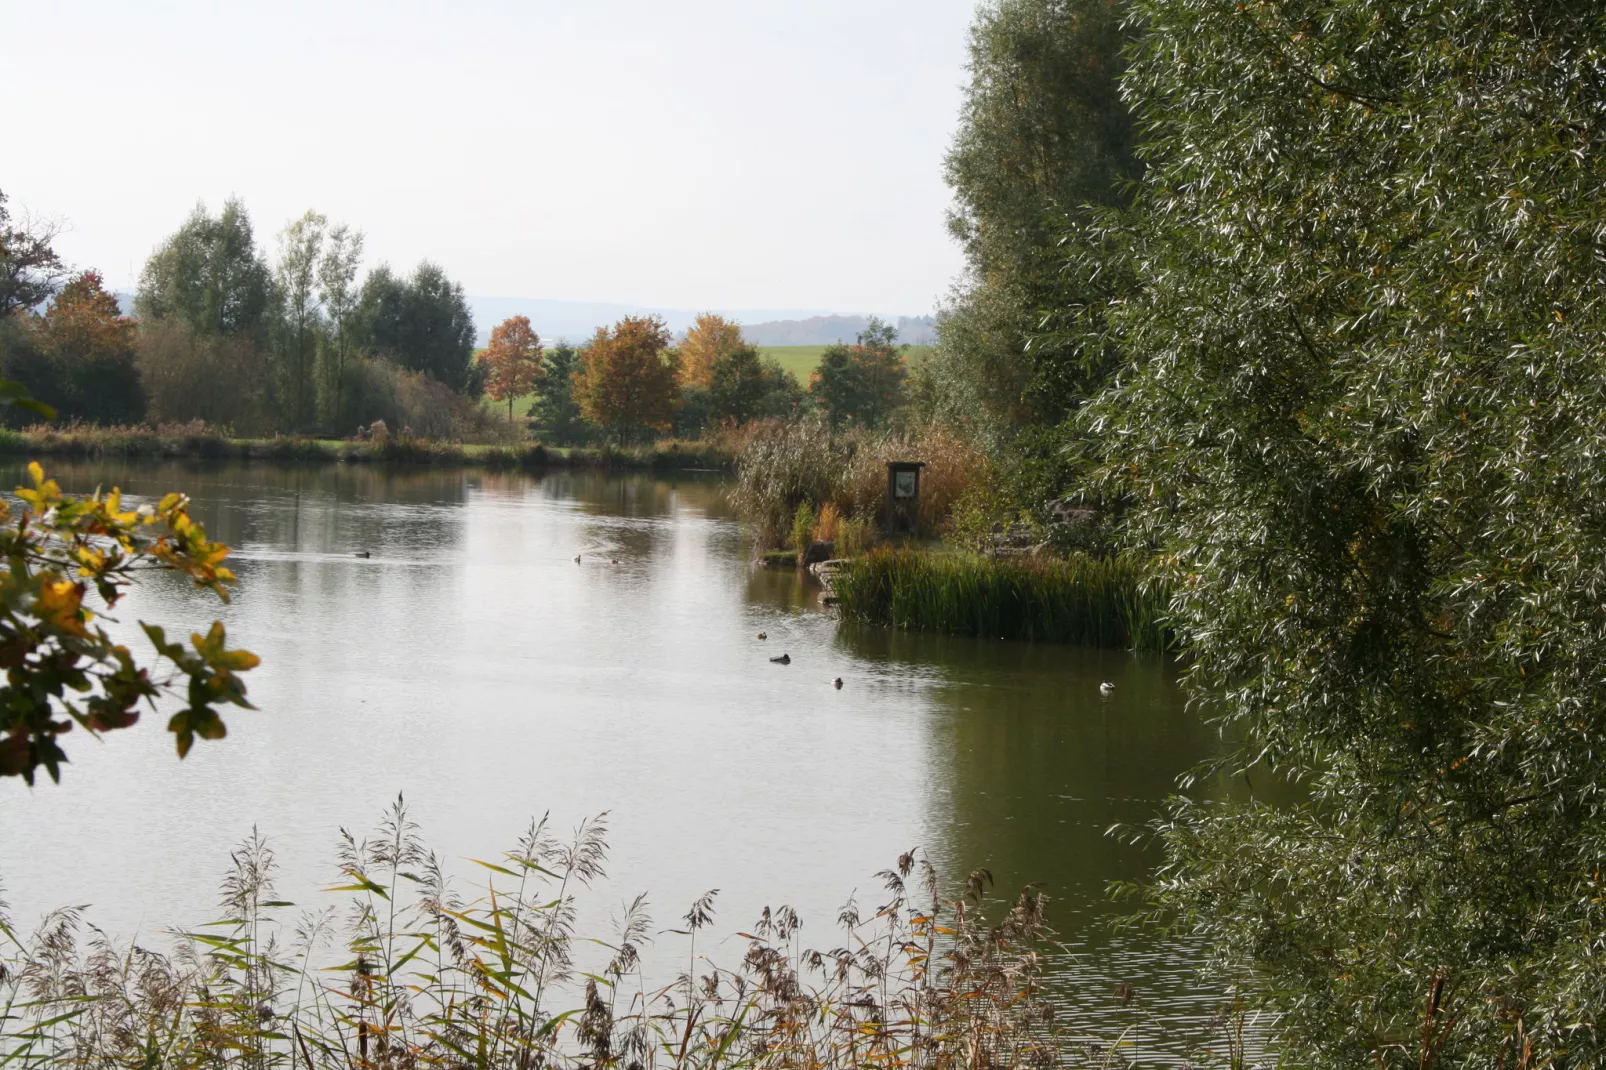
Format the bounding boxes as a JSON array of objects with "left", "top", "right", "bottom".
[
  {"left": 741, "top": 314, "right": 936, "bottom": 347},
  {"left": 467, "top": 302, "right": 937, "bottom": 348},
  {"left": 465, "top": 298, "right": 836, "bottom": 346},
  {"left": 110, "top": 291, "right": 938, "bottom": 348}
]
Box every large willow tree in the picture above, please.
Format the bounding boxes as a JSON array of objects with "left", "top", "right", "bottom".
[
  {"left": 1091, "top": 0, "right": 1606, "bottom": 1062},
  {"left": 935, "top": 0, "right": 1139, "bottom": 469}
]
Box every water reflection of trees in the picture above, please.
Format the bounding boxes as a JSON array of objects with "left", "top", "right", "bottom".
[
  {"left": 528, "top": 470, "right": 734, "bottom": 520},
  {"left": 831, "top": 623, "right": 1213, "bottom": 909},
  {"left": 827, "top": 623, "right": 1293, "bottom": 1060}
]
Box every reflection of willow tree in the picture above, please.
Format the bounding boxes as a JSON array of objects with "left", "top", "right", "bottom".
[
  {"left": 832, "top": 625, "right": 1217, "bottom": 906},
  {"left": 828, "top": 624, "right": 1290, "bottom": 1058}
]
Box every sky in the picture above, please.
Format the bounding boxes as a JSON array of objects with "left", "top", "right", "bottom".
[{"left": 1, "top": 0, "right": 978, "bottom": 317}]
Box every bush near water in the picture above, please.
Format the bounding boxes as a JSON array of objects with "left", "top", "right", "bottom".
[{"left": 832, "top": 547, "right": 1170, "bottom": 652}]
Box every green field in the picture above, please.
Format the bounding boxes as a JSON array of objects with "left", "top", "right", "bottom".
[{"left": 759, "top": 344, "right": 934, "bottom": 384}]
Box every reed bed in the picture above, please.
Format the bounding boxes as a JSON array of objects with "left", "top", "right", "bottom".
[
  {"left": 730, "top": 419, "right": 984, "bottom": 548},
  {"left": 0, "top": 799, "right": 1089, "bottom": 1070},
  {"left": 831, "top": 548, "right": 1172, "bottom": 651}
]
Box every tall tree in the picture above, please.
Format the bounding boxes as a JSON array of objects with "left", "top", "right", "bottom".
[
  {"left": 679, "top": 313, "right": 746, "bottom": 389},
  {"left": 1091, "top": 0, "right": 1606, "bottom": 1062},
  {"left": 527, "top": 340, "right": 589, "bottom": 445},
  {"left": 136, "top": 199, "right": 272, "bottom": 339},
  {"left": 574, "top": 316, "right": 679, "bottom": 442},
  {"left": 935, "top": 0, "right": 1141, "bottom": 475},
  {"left": 357, "top": 261, "right": 477, "bottom": 392},
  {"left": 808, "top": 318, "right": 907, "bottom": 428},
  {"left": 27, "top": 271, "right": 144, "bottom": 424},
  {"left": 709, "top": 346, "right": 801, "bottom": 426},
  {"left": 480, "top": 315, "right": 544, "bottom": 423},
  {"left": 0, "top": 189, "right": 68, "bottom": 317},
  {"left": 317, "top": 223, "right": 364, "bottom": 423},
  {"left": 274, "top": 211, "right": 326, "bottom": 429}
]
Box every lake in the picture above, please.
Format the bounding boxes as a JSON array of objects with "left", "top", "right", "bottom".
[{"left": 0, "top": 460, "right": 1252, "bottom": 1062}]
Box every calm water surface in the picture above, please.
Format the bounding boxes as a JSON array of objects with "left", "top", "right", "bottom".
[{"left": 0, "top": 461, "right": 1249, "bottom": 1062}]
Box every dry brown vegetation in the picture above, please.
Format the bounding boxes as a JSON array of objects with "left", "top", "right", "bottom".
[
  {"left": 0, "top": 800, "right": 1080, "bottom": 1070},
  {"left": 731, "top": 417, "right": 985, "bottom": 548}
]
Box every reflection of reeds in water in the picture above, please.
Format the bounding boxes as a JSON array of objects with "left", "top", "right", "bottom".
[
  {"left": 831, "top": 549, "right": 1173, "bottom": 652},
  {"left": 0, "top": 798, "right": 1078, "bottom": 1070}
]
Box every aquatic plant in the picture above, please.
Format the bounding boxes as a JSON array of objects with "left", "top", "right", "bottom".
[
  {"left": 0, "top": 799, "right": 1077, "bottom": 1070},
  {"left": 811, "top": 501, "right": 842, "bottom": 545},
  {"left": 789, "top": 501, "right": 815, "bottom": 563},
  {"left": 831, "top": 547, "right": 1170, "bottom": 651}
]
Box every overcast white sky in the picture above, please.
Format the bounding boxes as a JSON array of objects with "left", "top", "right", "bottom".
[{"left": 1, "top": 0, "right": 977, "bottom": 316}]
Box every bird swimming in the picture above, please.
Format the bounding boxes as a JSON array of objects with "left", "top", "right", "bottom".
[
  {"left": 1099, "top": 681, "right": 1115, "bottom": 695},
  {"left": 574, "top": 554, "right": 581, "bottom": 564},
  {"left": 770, "top": 653, "right": 791, "bottom": 665},
  {"left": 756, "top": 632, "right": 767, "bottom": 640},
  {"left": 354, "top": 551, "right": 371, "bottom": 559},
  {"left": 833, "top": 677, "right": 843, "bottom": 689}
]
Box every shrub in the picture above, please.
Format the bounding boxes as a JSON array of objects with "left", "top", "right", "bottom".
[
  {"left": 338, "top": 356, "right": 497, "bottom": 442},
  {"left": 136, "top": 319, "right": 273, "bottom": 435}
]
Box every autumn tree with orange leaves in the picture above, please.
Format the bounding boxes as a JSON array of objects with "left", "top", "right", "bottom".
[
  {"left": 480, "top": 315, "right": 544, "bottom": 424},
  {"left": 6, "top": 271, "right": 145, "bottom": 425},
  {"left": 574, "top": 315, "right": 680, "bottom": 441},
  {"left": 678, "top": 312, "right": 745, "bottom": 388}
]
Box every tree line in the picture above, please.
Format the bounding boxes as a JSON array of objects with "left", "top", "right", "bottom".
[
  {"left": 1, "top": 192, "right": 931, "bottom": 443},
  {"left": 0, "top": 194, "right": 492, "bottom": 437},
  {"left": 494, "top": 309, "right": 920, "bottom": 446}
]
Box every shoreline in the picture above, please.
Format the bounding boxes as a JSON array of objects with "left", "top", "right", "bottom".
[{"left": 0, "top": 427, "right": 735, "bottom": 473}]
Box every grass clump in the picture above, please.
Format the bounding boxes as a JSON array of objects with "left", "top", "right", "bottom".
[
  {"left": 0, "top": 799, "right": 1074, "bottom": 1070},
  {"left": 832, "top": 547, "right": 1172, "bottom": 651}
]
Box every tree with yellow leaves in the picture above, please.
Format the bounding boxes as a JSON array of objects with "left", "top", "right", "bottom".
[
  {"left": 678, "top": 312, "right": 745, "bottom": 389},
  {"left": 574, "top": 315, "right": 679, "bottom": 441},
  {"left": 0, "top": 461, "right": 258, "bottom": 783}
]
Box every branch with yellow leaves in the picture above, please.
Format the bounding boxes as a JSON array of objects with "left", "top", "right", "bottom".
[{"left": 1, "top": 462, "right": 259, "bottom": 783}]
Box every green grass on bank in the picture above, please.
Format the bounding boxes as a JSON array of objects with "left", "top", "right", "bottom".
[
  {"left": 831, "top": 546, "right": 1173, "bottom": 651},
  {"left": 0, "top": 425, "right": 734, "bottom": 471}
]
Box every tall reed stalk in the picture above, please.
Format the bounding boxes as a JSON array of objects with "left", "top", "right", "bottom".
[
  {"left": 0, "top": 799, "right": 1078, "bottom": 1070},
  {"left": 831, "top": 548, "right": 1173, "bottom": 651}
]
